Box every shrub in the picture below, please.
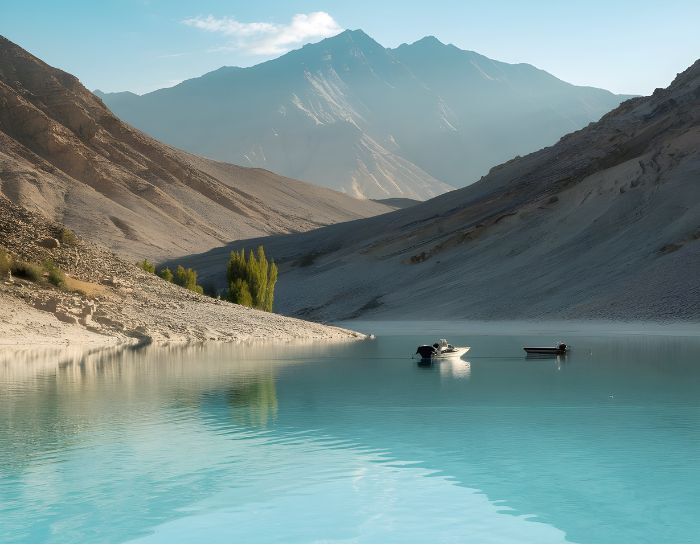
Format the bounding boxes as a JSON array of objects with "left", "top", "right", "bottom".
[
  {"left": 58, "top": 227, "right": 78, "bottom": 246},
  {"left": 137, "top": 259, "right": 156, "bottom": 273},
  {"left": 174, "top": 265, "right": 204, "bottom": 294},
  {"left": 12, "top": 261, "right": 43, "bottom": 282},
  {"left": 45, "top": 263, "right": 66, "bottom": 288},
  {"left": 0, "top": 248, "right": 11, "bottom": 278},
  {"left": 226, "top": 246, "right": 278, "bottom": 311},
  {"left": 158, "top": 267, "right": 174, "bottom": 282},
  {"left": 298, "top": 252, "right": 318, "bottom": 267}
]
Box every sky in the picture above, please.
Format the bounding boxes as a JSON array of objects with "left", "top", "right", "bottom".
[{"left": 2, "top": 0, "right": 699, "bottom": 95}]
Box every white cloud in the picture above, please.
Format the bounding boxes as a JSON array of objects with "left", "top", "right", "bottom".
[{"left": 183, "top": 12, "right": 343, "bottom": 55}]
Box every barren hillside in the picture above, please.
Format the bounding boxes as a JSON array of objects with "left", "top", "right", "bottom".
[
  {"left": 100, "top": 30, "right": 630, "bottom": 199},
  {"left": 0, "top": 195, "right": 362, "bottom": 346},
  {"left": 0, "top": 35, "right": 389, "bottom": 260},
  {"left": 179, "top": 59, "right": 700, "bottom": 321}
]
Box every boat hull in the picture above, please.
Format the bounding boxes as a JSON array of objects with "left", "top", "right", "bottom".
[
  {"left": 523, "top": 348, "right": 567, "bottom": 355},
  {"left": 430, "top": 347, "right": 470, "bottom": 360}
]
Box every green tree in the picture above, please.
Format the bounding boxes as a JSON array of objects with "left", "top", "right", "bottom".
[
  {"left": 174, "top": 265, "right": 204, "bottom": 294},
  {"left": 43, "top": 259, "right": 66, "bottom": 288},
  {"left": 137, "top": 259, "right": 155, "bottom": 273},
  {"left": 229, "top": 278, "right": 253, "bottom": 307},
  {"left": 158, "top": 267, "right": 174, "bottom": 282},
  {"left": 226, "top": 245, "right": 278, "bottom": 311},
  {"left": 264, "top": 261, "right": 278, "bottom": 312}
]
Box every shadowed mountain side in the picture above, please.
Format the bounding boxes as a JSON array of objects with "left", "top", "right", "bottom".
[
  {"left": 176, "top": 59, "right": 700, "bottom": 321},
  {"left": 0, "top": 36, "right": 390, "bottom": 260},
  {"left": 100, "top": 30, "right": 631, "bottom": 199},
  {"left": 372, "top": 197, "right": 421, "bottom": 209}
]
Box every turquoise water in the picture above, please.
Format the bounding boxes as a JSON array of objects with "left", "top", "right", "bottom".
[{"left": 1, "top": 324, "right": 699, "bottom": 543}]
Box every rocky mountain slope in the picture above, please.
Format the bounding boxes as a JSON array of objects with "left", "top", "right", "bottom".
[
  {"left": 0, "top": 35, "right": 389, "bottom": 260},
  {"left": 179, "top": 59, "right": 700, "bottom": 321},
  {"left": 100, "top": 30, "right": 630, "bottom": 199},
  {"left": 0, "top": 195, "right": 362, "bottom": 346}
]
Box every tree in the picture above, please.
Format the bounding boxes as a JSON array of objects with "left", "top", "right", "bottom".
[
  {"left": 137, "top": 259, "right": 155, "bottom": 273},
  {"left": 264, "top": 261, "right": 278, "bottom": 312},
  {"left": 226, "top": 245, "right": 278, "bottom": 311},
  {"left": 229, "top": 278, "right": 253, "bottom": 307},
  {"left": 158, "top": 267, "right": 174, "bottom": 282},
  {"left": 174, "top": 265, "right": 204, "bottom": 294}
]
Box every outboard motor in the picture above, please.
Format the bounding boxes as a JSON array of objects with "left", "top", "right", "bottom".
[
  {"left": 558, "top": 343, "right": 568, "bottom": 351},
  {"left": 416, "top": 345, "right": 438, "bottom": 359}
]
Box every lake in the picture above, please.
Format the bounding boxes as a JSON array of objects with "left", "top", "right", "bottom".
[{"left": 1, "top": 322, "right": 699, "bottom": 543}]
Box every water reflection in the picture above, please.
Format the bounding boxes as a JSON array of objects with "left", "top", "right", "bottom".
[
  {"left": 417, "top": 359, "right": 472, "bottom": 379},
  {"left": 1, "top": 331, "right": 699, "bottom": 544}
]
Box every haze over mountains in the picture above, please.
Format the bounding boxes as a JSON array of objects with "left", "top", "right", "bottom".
[
  {"left": 180, "top": 59, "right": 700, "bottom": 321},
  {"left": 100, "top": 29, "right": 631, "bottom": 200},
  {"left": 0, "top": 36, "right": 388, "bottom": 260}
]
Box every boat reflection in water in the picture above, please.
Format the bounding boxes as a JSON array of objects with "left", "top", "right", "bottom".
[{"left": 416, "top": 358, "right": 472, "bottom": 379}]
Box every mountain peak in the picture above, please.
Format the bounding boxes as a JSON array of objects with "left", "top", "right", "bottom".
[
  {"left": 314, "top": 28, "right": 383, "bottom": 51},
  {"left": 414, "top": 35, "right": 446, "bottom": 47},
  {"left": 395, "top": 35, "right": 449, "bottom": 51}
]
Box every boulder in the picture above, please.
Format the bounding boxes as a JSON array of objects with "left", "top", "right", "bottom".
[{"left": 38, "top": 237, "right": 60, "bottom": 249}]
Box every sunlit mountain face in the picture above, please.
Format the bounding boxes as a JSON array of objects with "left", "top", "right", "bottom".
[{"left": 99, "top": 30, "right": 631, "bottom": 199}]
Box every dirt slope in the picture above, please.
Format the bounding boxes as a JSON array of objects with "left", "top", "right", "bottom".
[
  {"left": 179, "top": 59, "right": 700, "bottom": 321},
  {"left": 0, "top": 35, "right": 389, "bottom": 260},
  {"left": 0, "top": 195, "right": 362, "bottom": 345}
]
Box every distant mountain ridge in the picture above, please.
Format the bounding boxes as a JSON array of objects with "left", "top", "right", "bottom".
[
  {"left": 100, "top": 29, "right": 632, "bottom": 199},
  {"left": 0, "top": 35, "right": 389, "bottom": 260},
  {"left": 177, "top": 58, "right": 700, "bottom": 321}
]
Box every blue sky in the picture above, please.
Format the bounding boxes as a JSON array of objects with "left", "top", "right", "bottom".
[{"left": 2, "top": 0, "right": 698, "bottom": 95}]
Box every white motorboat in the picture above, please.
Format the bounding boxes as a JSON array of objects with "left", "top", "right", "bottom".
[{"left": 415, "top": 339, "right": 470, "bottom": 360}]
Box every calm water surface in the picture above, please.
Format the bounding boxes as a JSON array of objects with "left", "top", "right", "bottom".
[{"left": 1, "top": 322, "right": 699, "bottom": 543}]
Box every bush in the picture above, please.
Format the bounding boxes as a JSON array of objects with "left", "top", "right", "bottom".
[
  {"left": 43, "top": 260, "right": 66, "bottom": 288},
  {"left": 137, "top": 259, "right": 156, "bottom": 273},
  {"left": 12, "top": 261, "right": 43, "bottom": 282},
  {"left": 226, "top": 246, "right": 278, "bottom": 311},
  {"left": 58, "top": 227, "right": 78, "bottom": 246},
  {"left": 158, "top": 267, "right": 174, "bottom": 282},
  {"left": 0, "top": 248, "right": 11, "bottom": 278},
  {"left": 174, "top": 265, "right": 204, "bottom": 294},
  {"left": 298, "top": 252, "right": 318, "bottom": 267}
]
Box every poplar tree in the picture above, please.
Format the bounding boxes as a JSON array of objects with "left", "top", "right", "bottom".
[{"left": 226, "top": 245, "right": 278, "bottom": 311}]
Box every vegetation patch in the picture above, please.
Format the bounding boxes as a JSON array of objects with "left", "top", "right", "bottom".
[
  {"left": 136, "top": 260, "right": 206, "bottom": 295},
  {"left": 174, "top": 265, "right": 204, "bottom": 294},
  {"left": 157, "top": 267, "right": 174, "bottom": 282},
  {"left": 659, "top": 243, "right": 682, "bottom": 254},
  {"left": 44, "top": 259, "right": 66, "bottom": 288},
  {"left": 0, "top": 248, "right": 11, "bottom": 277},
  {"left": 64, "top": 276, "right": 107, "bottom": 297},
  {"left": 409, "top": 251, "right": 430, "bottom": 264},
  {"left": 227, "top": 246, "right": 278, "bottom": 311},
  {"left": 297, "top": 251, "right": 319, "bottom": 267},
  {"left": 137, "top": 259, "right": 156, "bottom": 273},
  {"left": 11, "top": 260, "right": 43, "bottom": 282},
  {"left": 57, "top": 227, "right": 78, "bottom": 246}
]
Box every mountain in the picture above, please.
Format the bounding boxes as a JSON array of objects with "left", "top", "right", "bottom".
[
  {"left": 178, "top": 59, "right": 700, "bottom": 321},
  {"left": 0, "top": 36, "right": 389, "bottom": 260},
  {"left": 100, "top": 30, "right": 631, "bottom": 200}
]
